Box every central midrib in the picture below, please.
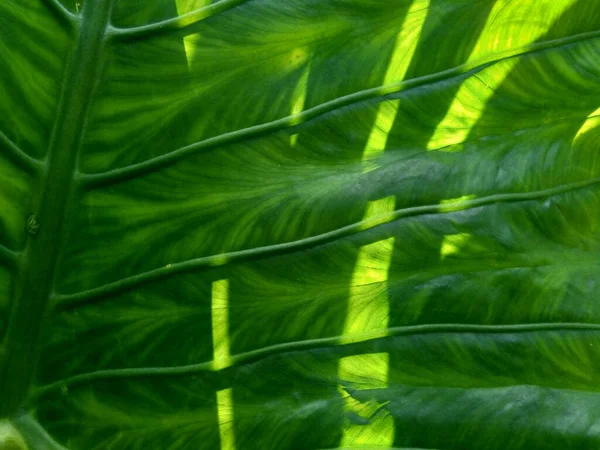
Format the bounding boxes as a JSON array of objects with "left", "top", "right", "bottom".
[{"left": 0, "top": 0, "right": 113, "bottom": 415}]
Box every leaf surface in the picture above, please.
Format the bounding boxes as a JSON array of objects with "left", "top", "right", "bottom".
[{"left": 1, "top": 0, "right": 600, "bottom": 449}]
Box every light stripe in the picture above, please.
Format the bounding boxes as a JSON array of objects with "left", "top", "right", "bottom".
[
  {"left": 339, "top": 197, "right": 396, "bottom": 447},
  {"left": 216, "top": 388, "right": 236, "bottom": 450},
  {"left": 338, "top": 2, "right": 430, "bottom": 445},
  {"left": 211, "top": 279, "right": 236, "bottom": 450},
  {"left": 428, "top": 0, "right": 575, "bottom": 152},
  {"left": 363, "top": 0, "right": 429, "bottom": 169},
  {"left": 290, "top": 60, "right": 311, "bottom": 147},
  {"left": 573, "top": 109, "right": 600, "bottom": 144},
  {"left": 440, "top": 233, "right": 471, "bottom": 260},
  {"left": 426, "top": 58, "right": 518, "bottom": 151},
  {"left": 467, "top": 0, "right": 575, "bottom": 64},
  {"left": 212, "top": 279, "right": 231, "bottom": 369},
  {"left": 176, "top": 0, "right": 212, "bottom": 67}
]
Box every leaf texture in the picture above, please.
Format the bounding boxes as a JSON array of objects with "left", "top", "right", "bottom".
[{"left": 0, "top": 0, "right": 600, "bottom": 449}]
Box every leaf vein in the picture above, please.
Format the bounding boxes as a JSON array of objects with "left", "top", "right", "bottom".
[
  {"left": 0, "top": 130, "right": 44, "bottom": 174},
  {"left": 0, "top": 244, "right": 19, "bottom": 268},
  {"left": 41, "top": 0, "right": 78, "bottom": 24},
  {"left": 81, "top": 28, "right": 600, "bottom": 187},
  {"left": 107, "top": 0, "right": 250, "bottom": 40},
  {"left": 55, "top": 176, "right": 600, "bottom": 308},
  {"left": 33, "top": 322, "right": 600, "bottom": 397}
]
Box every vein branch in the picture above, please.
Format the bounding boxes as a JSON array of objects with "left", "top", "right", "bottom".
[
  {"left": 107, "top": 0, "right": 250, "bottom": 40},
  {"left": 0, "top": 244, "right": 19, "bottom": 269},
  {"left": 33, "top": 322, "right": 600, "bottom": 398},
  {"left": 0, "top": 131, "right": 44, "bottom": 174},
  {"left": 81, "top": 28, "right": 600, "bottom": 188},
  {"left": 41, "top": 0, "right": 78, "bottom": 24},
  {"left": 54, "top": 176, "right": 600, "bottom": 309}
]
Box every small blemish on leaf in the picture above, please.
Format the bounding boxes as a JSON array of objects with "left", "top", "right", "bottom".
[{"left": 25, "top": 214, "right": 40, "bottom": 236}]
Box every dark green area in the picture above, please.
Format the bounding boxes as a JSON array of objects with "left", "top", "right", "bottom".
[{"left": 0, "top": 0, "right": 599, "bottom": 448}]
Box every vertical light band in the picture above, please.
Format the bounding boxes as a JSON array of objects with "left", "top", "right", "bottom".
[{"left": 212, "top": 279, "right": 236, "bottom": 450}]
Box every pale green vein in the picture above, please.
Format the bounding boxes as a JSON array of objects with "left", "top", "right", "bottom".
[
  {"left": 0, "top": 131, "right": 44, "bottom": 174},
  {"left": 0, "top": 245, "right": 19, "bottom": 269},
  {"left": 33, "top": 322, "right": 600, "bottom": 398},
  {"left": 13, "top": 414, "right": 69, "bottom": 450},
  {"left": 41, "top": 0, "right": 78, "bottom": 24},
  {"left": 80, "top": 28, "right": 600, "bottom": 187},
  {"left": 54, "top": 176, "right": 600, "bottom": 309},
  {"left": 107, "top": 0, "right": 250, "bottom": 40}
]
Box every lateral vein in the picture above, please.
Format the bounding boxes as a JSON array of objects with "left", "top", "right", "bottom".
[
  {"left": 0, "top": 130, "right": 44, "bottom": 174},
  {"left": 33, "top": 322, "right": 600, "bottom": 397},
  {"left": 54, "top": 176, "right": 600, "bottom": 309},
  {"left": 108, "top": 0, "right": 250, "bottom": 40},
  {"left": 81, "top": 28, "right": 600, "bottom": 187}
]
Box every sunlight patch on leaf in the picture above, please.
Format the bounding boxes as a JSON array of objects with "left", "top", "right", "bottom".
[
  {"left": 336, "top": 4, "right": 430, "bottom": 438},
  {"left": 466, "top": 0, "right": 575, "bottom": 62},
  {"left": 362, "top": 100, "right": 399, "bottom": 170},
  {"left": 440, "top": 194, "right": 477, "bottom": 205},
  {"left": 428, "top": 0, "right": 575, "bottom": 153},
  {"left": 216, "top": 388, "right": 236, "bottom": 450},
  {"left": 362, "top": 0, "right": 428, "bottom": 172},
  {"left": 364, "top": 195, "right": 396, "bottom": 219},
  {"left": 338, "top": 353, "right": 393, "bottom": 448},
  {"left": 0, "top": 420, "right": 27, "bottom": 450},
  {"left": 357, "top": 195, "right": 397, "bottom": 231},
  {"left": 439, "top": 196, "right": 475, "bottom": 261},
  {"left": 211, "top": 279, "right": 231, "bottom": 370},
  {"left": 339, "top": 197, "right": 395, "bottom": 447},
  {"left": 176, "top": 0, "right": 212, "bottom": 68},
  {"left": 211, "top": 279, "right": 236, "bottom": 450},
  {"left": 440, "top": 233, "right": 471, "bottom": 260},
  {"left": 426, "top": 59, "right": 518, "bottom": 151},
  {"left": 439, "top": 194, "right": 477, "bottom": 213},
  {"left": 573, "top": 109, "right": 600, "bottom": 146},
  {"left": 289, "top": 58, "right": 311, "bottom": 146}
]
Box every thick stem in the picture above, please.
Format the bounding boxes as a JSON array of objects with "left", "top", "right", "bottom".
[{"left": 0, "top": 0, "right": 112, "bottom": 415}]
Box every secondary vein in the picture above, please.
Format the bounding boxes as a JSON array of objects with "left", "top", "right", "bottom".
[
  {"left": 107, "top": 0, "right": 250, "bottom": 40},
  {"left": 54, "top": 175, "right": 600, "bottom": 309},
  {"left": 33, "top": 322, "right": 600, "bottom": 397},
  {"left": 80, "top": 27, "right": 600, "bottom": 188}
]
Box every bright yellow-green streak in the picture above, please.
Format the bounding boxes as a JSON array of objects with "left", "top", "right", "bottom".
[
  {"left": 339, "top": 3, "right": 430, "bottom": 445},
  {"left": 363, "top": 0, "right": 429, "bottom": 170},
  {"left": 212, "top": 279, "right": 235, "bottom": 450},
  {"left": 216, "top": 389, "right": 235, "bottom": 450},
  {"left": 339, "top": 197, "right": 395, "bottom": 447},
  {"left": 438, "top": 197, "right": 475, "bottom": 260},
  {"left": 290, "top": 56, "right": 311, "bottom": 147},
  {"left": 573, "top": 108, "right": 600, "bottom": 144},
  {"left": 428, "top": 2, "right": 573, "bottom": 262},
  {"left": 427, "top": 0, "right": 574, "bottom": 152},
  {"left": 440, "top": 233, "right": 471, "bottom": 259},
  {"left": 212, "top": 279, "right": 231, "bottom": 369},
  {"left": 426, "top": 58, "right": 518, "bottom": 151},
  {"left": 176, "top": 0, "right": 212, "bottom": 67},
  {"left": 0, "top": 420, "right": 26, "bottom": 449},
  {"left": 466, "top": 0, "right": 575, "bottom": 63}
]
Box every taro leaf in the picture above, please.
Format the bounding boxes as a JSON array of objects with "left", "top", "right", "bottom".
[{"left": 1, "top": 0, "right": 600, "bottom": 449}]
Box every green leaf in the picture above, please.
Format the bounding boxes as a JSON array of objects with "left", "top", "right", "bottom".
[{"left": 1, "top": 0, "right": 600, "bottom": 448}]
